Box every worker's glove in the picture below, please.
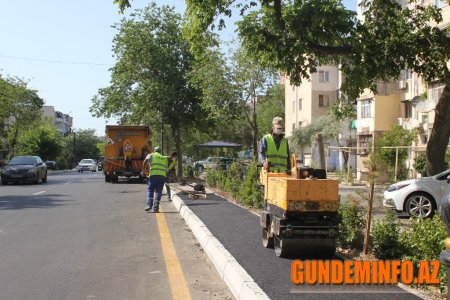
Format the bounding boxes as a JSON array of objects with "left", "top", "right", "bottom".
[{"left": 263, "top": 161, "right": 270, "bottom": 170}]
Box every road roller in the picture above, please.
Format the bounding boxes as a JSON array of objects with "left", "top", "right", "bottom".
[{"left": 259, "top": 155, "right": 339, "bottom": 258}]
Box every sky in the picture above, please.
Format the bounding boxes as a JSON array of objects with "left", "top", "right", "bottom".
[{"left": 0, "top": 0, "right": 356, "bottom": 136}]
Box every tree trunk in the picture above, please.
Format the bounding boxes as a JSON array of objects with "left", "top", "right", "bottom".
[
  {"left": 252, "top": 114, "right": 258, "bottom": 160},
  {"left": 171, "top": 124, "right": 183, "bottom": 179},
  {"left": 426, "top": 82, "right": 450, "bottom": 176},
  {"left": 363, "top": 181, "right": 375, "bottom": 255}
]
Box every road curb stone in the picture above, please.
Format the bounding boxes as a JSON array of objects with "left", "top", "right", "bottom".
[{"left": 171, "top": 192, "right": 270, "bottom": 300}]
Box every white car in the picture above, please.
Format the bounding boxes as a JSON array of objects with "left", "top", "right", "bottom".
[
  {"left": 383, "top": 169, "right": 450, "bottom": 218},
  {"left": 76, "top": 159, "right": 97, "bottom": 172}
]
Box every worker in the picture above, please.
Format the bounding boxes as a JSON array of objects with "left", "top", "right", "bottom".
[
  {"left": 258, "top": 116, "right": 291, "bottom": 173},
  {"left": 164, "top": 152, "right": 178, "bottom": 201},
  {"left": 142, "top": 146, "right": 167, "bottom": 213}
]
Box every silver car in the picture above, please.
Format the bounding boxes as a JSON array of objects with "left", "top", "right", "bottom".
[{"left": 76, "top": 159, "right": 97, "bottom": 172}]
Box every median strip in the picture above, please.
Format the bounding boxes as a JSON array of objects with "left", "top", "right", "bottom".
[{"left": 155, "top": 207, "right": 191, "bottom": 300}]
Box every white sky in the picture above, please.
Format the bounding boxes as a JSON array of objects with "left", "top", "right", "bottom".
[{"left": 0, "top": 0, "right": 356, "bottom": 136}]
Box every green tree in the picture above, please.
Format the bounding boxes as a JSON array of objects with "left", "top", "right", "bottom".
[
  {"left": 1, "top": 75, "right": 44, "bottom": 158},
  {"left": 377, "top": 125, "right": 416, "bottom": 181},
  {"left": 256, "top": 84, "right": 285, "bottom": 137},
  {"left": 91, "top": 3, "right": 205, "bottom": 178},
  {"left": 191, "top": 45, "right": 278, "bottom": 158},
  {"left": 73, "top": 129, "right": 101, "bottom": 163},
  {"left": 15, "top": 119, "right": 63, "bottom": 161}
]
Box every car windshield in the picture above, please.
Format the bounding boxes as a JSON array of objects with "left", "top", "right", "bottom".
[
  {"left": 9, "top": 157, "right": 36, "bottom": 165},
  {"left": 80, "top": 159, "right": 94, "bottom": 164}
]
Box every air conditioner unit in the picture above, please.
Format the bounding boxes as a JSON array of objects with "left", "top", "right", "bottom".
[{"left": 397, "top": 80, "right": 408, "bottom": 90}]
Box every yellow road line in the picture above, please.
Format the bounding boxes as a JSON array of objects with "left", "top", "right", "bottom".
[{"left": 155, "top": 208, "right": 191, "bottom": 300}]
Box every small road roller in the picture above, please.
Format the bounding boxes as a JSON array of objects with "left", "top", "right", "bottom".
[{"left": 259, "top": 156, "right": 339, "bottom": 258}]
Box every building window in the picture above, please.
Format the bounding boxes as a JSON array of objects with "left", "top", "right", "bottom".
[
  {"left": 298, "top": 98, "right": 302, "bottom": 111},
  {"left": 319, "top": 71, "right": 329, "bottom": 83},
  {"left": 405, "top": 101, "right": 413, "bottom": 118},
  {"left": 360, "top": 99, "right": 372, "bottom": 118},
  {"left": 298, "top": 121, "right": 302, "bottom": 128},
  {"left": 319, "top": 95, "right": 329, "bottom": 107},
  {"left": 292, "top": 123, "right": 296, "bottom": 131},
  {"left": 358, "top": 134, "right": 372, "bottom": 155}
]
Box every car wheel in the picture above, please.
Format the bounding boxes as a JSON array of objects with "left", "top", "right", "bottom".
[
  {"left": 42, "top": 172, "right": 47, "bottom": 183},
  {"left": 405, "top": 193, "right": 435, "bottom": 218}
]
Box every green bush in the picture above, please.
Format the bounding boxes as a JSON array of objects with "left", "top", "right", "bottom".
[
  {"left": 337, "top": 199, "right": 366, "bottom": 249},
  {"left": 413, "top": 154, "right": 427, "bottom": 177},
  {"left": 372, "top": 210, "right": 403, "bottom": 259},
  {"left": 400, "top": 215, "right": 447, "bottom": 292},
  {"left": 241, "top": 161, "right": 263, "bottom": 208}
]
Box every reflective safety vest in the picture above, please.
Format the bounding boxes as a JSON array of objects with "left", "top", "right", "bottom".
[
  {"left": 168, "top": 158, "right": 176, "bottom": 171},
  {"left": 264, "top": 134, "right": 288, "bottom": 173},
  {"left": 150, "top": 153, "right": 167, "bottom": 177}
]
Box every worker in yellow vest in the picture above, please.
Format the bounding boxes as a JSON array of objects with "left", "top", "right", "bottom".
[
  {"left": 142, "top": 146, "right": 167, "bottom": 213},
  {"left": 258, "top": 117, "right": 291, "bottom": 173},
  {"left": 164, "top": 151, "right": 177, "bottom": 201}
]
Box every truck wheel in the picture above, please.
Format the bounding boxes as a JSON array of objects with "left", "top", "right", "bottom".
[
  {"left": 262, "top": 228, "right": 274, "bottom": 248},
  {"left": 112, "top": 176, "right": 119, "bottom": 183},
  {"left": 105, "top": 176, "right": 111, "bottom": 182}
]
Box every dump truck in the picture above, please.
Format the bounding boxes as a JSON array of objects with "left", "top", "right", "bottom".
[
  {"left": 259, "top": 155, "right": 339, "bottom": 258},
  {"left": 103, "top": 125, "right": 151, "bottom": 183}
]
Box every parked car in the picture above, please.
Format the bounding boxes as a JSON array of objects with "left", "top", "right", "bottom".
[
  {"left": 76, "top": 159, "right": 97, "bottom": 172},
  {"left": 1, "top": 156, "right": 48, "bottom": 185},
  {"left": 383, "top": 169, "right": 450, "bottom": 218},
  {"left": 45, "top": 160, "right": 58, "bottom": 170},
  {"left": 194, "top": 157, "right": 221, "bottom": 172}
]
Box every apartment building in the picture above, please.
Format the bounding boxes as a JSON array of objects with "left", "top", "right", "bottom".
[
  {"left": 41, "top": 106, "right": 73, "bottom": 135},
  {"left": 284, "top": 65, "right": 356, "bottom": 171},
  {"left": 355, "top": 0, "right": 449, "bottom": 180}
]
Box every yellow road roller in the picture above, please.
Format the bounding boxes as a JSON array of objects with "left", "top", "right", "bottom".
[{"left": 259, "top": 156, "right": 339, "bottom": 257}]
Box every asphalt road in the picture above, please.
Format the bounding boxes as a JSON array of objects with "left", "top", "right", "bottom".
[
  {"left": 178, "top": 189, "right": 422, "bottom": 300},
  {"left": 0, "top": 171, "right": 232, "bottom": 300}
]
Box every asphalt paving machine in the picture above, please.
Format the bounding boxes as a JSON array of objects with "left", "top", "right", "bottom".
[{"left": 259, "top": 155, "right": 339, "bottom": 257}]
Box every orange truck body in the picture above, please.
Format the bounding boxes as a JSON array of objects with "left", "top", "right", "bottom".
[{"left": 103, "top": 125, "right": 151, "bottom": 182}]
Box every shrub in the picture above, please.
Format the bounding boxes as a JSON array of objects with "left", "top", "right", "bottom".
[
  {"left": 337, "top": 199, "right": 366, "bottom": 249},
  {"left": 400, "top": 215, "right": 447, "bottom": 292},
  {"left": 413, "top": 154, "right": 427, "bottom": 177},
  {"left": 371, "top": 210, "right": 403, "bottom": 259},
  {"left": 241, "top": 160, "right": 263, "bottom": 208}
]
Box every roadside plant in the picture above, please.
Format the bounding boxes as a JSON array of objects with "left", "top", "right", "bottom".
[
  {"left": 400, "top": 215, "right": 447, "bottom": 293},
  {"left": 337, "top": 197, "right": 366, "bottom": 249},
  {"left": 371, "top": 210, "right": 403, "bottom": 259}
]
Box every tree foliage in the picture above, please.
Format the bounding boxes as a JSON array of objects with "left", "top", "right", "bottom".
[
  {"left": 190, "top": 44, "right": 279, "bottom": 157},
  {"left": 377, "top": 125, "right": 416, "bottom": 180},
  {"left": 1, "top": 75, "right": 44, "bottom": 158},
  {"left": 91, "top": 3, "right": 206, "bottom": 177},
  {"left": 289, "top": 113, "right": 340, "bottom": 151},
  {"left": 256, "top": 83, "right": 285, "bottom": 135},
  {"left": 73, "top": 129, "right": 101, "bottom": 163},
  {"left": 15, "top": 118, "right": 63, "bottom": 161}
]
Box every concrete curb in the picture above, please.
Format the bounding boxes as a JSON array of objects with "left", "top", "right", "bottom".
[{"left": 171, "top": 192, "right": 270, "bottom": 300}]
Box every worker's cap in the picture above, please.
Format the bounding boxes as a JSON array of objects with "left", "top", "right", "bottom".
[{"left": 153, "top": 146, "right": 161, "bottom": 153}]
